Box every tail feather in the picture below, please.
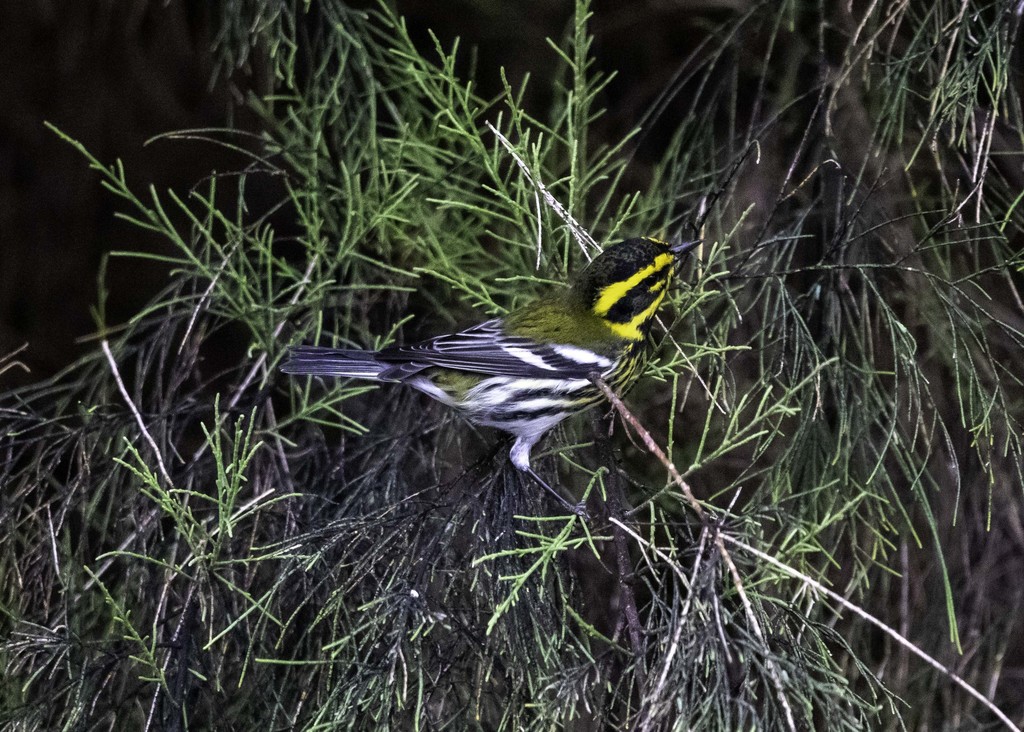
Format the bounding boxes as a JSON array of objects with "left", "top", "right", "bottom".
[{"left": 280, "top": 346, "right": 386, "bottom": 379}]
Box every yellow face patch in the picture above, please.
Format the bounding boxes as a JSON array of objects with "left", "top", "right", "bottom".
[
  {"left": 601, "top": 282, "right": 669, "bottom": 341},
  {"left": 592, "top": 252, "right": 674, "bottom": 318}
]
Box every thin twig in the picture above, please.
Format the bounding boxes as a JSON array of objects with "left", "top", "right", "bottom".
[
  {"left": 178, "top": 241, "right": 239, "bottom": 355},
  {"left": 589, "top": 375, "right": 701, "bottom": 516},
  {"left": 607, "top": 518, "right": 690, "bottom": 588},
  {"left": 590, "top": 373, "right": 798, "bottom": 731},
  {"left": 641, "top": 527, "right": 708, "bottom": 732},
  {"left": 0, "top": 342, "right": 30, "bottom": 377},
  {"left": 592, "top": 412, "right": 648, "bottom": 690},
  {"left": 226, "top": 254, "right": 320, "bottom": 413},
  {"left": 90, "top": 255, "right": 322, "bottom": 592},
  {"left": 102, "top": 339, "right": 172, "bottom": 487},
  {"left": 88, "top": 340, "right": 176, "bottom": 593},
  {"left": 723, "top": 533, "right": 1022, "bottom": 732},
  {"left": 593, "top": 372, "right": 1019, "bottom": 731},
  {"left": 487, "top": 121, "right": 600, "bottom": 259}
]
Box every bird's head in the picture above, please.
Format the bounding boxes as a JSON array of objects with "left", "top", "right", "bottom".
[{"left": 571, "top": 237, "right": 699, "bottom": 341}]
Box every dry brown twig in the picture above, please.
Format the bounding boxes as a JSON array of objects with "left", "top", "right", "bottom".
[
  {"left": 589, "top": 373, "right": 797, "bottom": 731},
  {"left": 589, "top": 373, "right": 1022, "bottom": 732}
]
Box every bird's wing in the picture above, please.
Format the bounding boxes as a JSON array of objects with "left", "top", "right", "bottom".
[{"left": 377, "top": 319, "right": 613, "bottom": 379}]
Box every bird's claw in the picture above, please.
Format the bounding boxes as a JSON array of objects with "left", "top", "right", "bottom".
[{"left": 569, "top": 502, "right": 590, "bottom": 521}]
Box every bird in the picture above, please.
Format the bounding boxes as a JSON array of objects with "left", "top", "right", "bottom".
[{"left": 282, "top": 236, "right": 699, "bottom": 514}]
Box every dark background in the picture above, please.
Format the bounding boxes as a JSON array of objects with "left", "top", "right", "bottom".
[
  {"left": 1, "top": 2, "right": 231, "bottom": 388},
  {"left": 0, "top": 0, "right": 706, "bottom": 391}
]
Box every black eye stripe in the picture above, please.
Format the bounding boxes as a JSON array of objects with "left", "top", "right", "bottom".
[{"left": 602, "top": 270, "right": 669, "bottom": 324}]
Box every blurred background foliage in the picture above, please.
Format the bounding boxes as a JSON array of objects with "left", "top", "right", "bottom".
[{"left": 2, "top": 0, "right": 1024, "bottom": 729}]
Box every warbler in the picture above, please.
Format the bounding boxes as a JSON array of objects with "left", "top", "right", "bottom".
[{"left": 282, "top": 237, "right": 698, "bottom": 512}]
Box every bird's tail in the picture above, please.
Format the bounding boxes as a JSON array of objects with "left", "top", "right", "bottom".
[{"left": 280, "top": 346, "right": 386, "bottom": 380}]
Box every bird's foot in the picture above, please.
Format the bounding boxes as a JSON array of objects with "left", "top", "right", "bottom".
[{"left": 523, "top": 465, "right": 589, "bottom": 521}]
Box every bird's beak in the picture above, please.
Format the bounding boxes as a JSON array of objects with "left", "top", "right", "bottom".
[{"left": 671, "top": 239, "right": 702, "bottom": 256}]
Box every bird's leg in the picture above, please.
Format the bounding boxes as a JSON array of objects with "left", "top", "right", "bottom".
[
  {"left": 520, "top": 465, "right": 589, "bottom": 520},
  {"left": 509, "top": 436, "right": 589, "bottom": 519}
]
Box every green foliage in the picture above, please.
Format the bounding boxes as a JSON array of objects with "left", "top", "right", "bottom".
[{"left": 3, "top": 0, "right": 1024, "bottom": 730}]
